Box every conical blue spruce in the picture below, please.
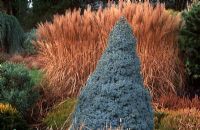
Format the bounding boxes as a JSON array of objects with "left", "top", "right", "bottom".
[{"left": 71, "top": 17, "right": 154, "bottom": 130}]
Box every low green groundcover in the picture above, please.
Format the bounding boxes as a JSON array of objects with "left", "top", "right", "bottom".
[
  {"left": 43, "top": 98, "right": 200, "bottom": 130},
  {"left": 43, "top": 98, "right": 77, "bottom": 129},
  {"left": 155, "top": 108, "right": 200, "bottom": 130}
]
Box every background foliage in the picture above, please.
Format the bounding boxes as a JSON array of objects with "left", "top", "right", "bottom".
[
  {"left": 0, "top": 0, "right": 193, "bottom": 30},
  {"left": 179, "top": 1, "right": 200, "bottom": 95},
  {"left": 0, "top": 12, "right": 25, "bottom": 54},
  {"left": 23, "top": 29, "right": 37, "bottom": 55}
]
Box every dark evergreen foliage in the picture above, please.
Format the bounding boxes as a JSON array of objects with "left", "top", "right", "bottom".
[
  {"left": 71, "top": 17, "right": 153, "bottom": 130},
  {"left": 0, "top": 12, "right": 25, "bottom": 54},
  {"left": 179, "top": 2, "right": 200, "bottom": 95},
  {"left": 0, "top": 0, "right": 29, "bottom": 15},
  {"left": 159, "top": 0, "right": 191, "bottom": 11}
]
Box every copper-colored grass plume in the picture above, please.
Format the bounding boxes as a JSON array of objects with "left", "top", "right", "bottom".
[
  {"left": 154, "top": 93, "right": 200, "bottom": 110},
  {"left": 36, "top": 1, "right": 185, "bottom": 100}
]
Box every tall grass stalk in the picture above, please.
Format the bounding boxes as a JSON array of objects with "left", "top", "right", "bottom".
[{"left": 36, "top": 1, "right": 185, "bottom": 100}]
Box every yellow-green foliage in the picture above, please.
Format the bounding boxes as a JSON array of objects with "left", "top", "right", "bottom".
[
  {"left": 154, "top": 108, "right": 200, "bottom": 130},
  {"left": 0, "top": 103, "right": 17, "bottom": 114},
  {"left": 0, "top": 103, "right": 27, "bottom": 130},
  {"left": 43, "top": 98, "right": 77, "bottom": 129}
]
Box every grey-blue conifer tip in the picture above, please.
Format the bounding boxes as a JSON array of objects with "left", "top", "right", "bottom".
[{"left": 71, "top": 17, "right": 154, "bottom": 130}]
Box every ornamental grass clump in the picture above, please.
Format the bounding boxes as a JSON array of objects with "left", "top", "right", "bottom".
[{"left": 36, "top": 1, "right": 184, "bottom": 100}]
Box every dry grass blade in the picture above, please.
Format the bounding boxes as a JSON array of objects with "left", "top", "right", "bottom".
[{"left": 35, "top": 1, "right": 185, "bottom": 101}]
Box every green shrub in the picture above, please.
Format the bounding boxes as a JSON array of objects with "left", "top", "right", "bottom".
[
  {"left": 29, "top": 69, "right": 43, "bottom": 85},
  {"left": 179, "top": 2, "right": 200, "bottom": 88},
  {"left": 23, "top": 29, "right": 37, "bottom": 55},
  {"left": 0, "top": 62, "right": 39, "bottom": 113},
  {"left": 43, "top": 98, "right": 77, "bottom": 129},
  {"left": 154, "top": 108, "right": 200, "bottom": 130},
  {"left": 0, "top": 103, "right": 28, "bottom": 130}
]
